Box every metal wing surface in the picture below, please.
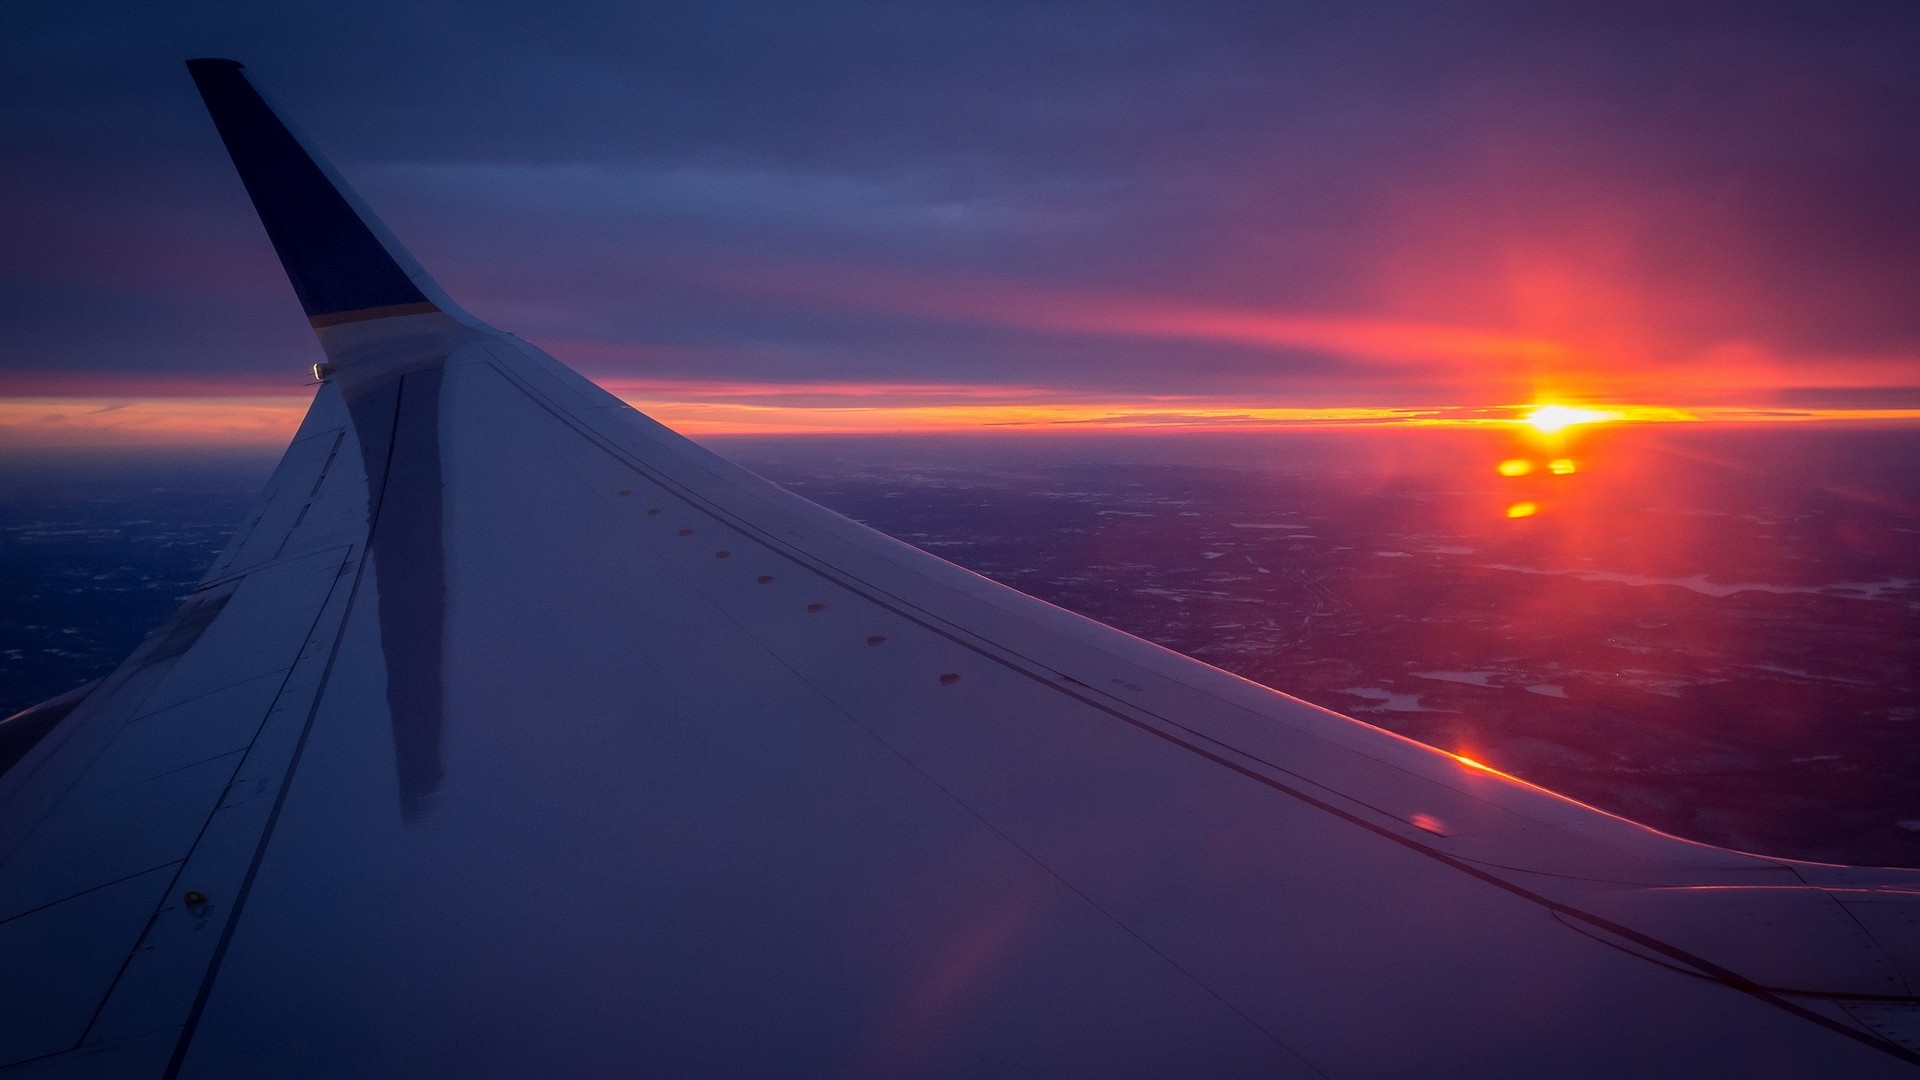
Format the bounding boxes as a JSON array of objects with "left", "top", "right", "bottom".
[{"left": 2, "top": 60, "right": 1917, "bottom": 1078}]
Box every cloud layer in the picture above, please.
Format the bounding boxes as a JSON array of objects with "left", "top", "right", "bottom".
[{"left": 5, "top": 1, "right": 1920, "bottom": 427}]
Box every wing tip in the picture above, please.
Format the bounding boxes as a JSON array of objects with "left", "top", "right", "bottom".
[
  {"left": 186, "top": 58, "right": 443, "bottom": 325},
  {"left": 184, "top": 58, "right": 245, "bottom": 90}
]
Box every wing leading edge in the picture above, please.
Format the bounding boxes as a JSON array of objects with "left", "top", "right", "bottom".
[{"left": 0, "top": 60, "right": 1916, "bottom": 1077}]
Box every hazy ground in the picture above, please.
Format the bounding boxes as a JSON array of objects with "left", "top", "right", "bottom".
[{"left": 4, "top": 426, "right": 1916, "bottom": 866}]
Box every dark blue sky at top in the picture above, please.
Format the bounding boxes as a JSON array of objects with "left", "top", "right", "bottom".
[{"left": 4, "top": 1, "right": 1919, "bottom": 406}]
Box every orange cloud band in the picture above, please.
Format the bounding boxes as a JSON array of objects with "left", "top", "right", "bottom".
[
  {"left": 0, "top": 396, "right": 314, "bottom": 448},
  {"left": 4, "top": 385, "right": 1917, "bottom": 449}
]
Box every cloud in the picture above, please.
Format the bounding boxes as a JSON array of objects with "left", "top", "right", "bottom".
[{"left": 3, "top": 0, "right": 1919, "bottom": 418}]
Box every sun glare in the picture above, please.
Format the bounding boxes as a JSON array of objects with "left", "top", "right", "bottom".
[{"left": 1521, "top": 404, "right": 1618, "bottom": 434}]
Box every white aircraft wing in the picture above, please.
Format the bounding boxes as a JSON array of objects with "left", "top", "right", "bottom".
[{"left": 1, "top": 59, "right": 1916, "bottom": 1078}]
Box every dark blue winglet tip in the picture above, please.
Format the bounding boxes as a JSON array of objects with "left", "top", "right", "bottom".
[{"left": 187, "top": 59, "right": 434, "bottom": 323}]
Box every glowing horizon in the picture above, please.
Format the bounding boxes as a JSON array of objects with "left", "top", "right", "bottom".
[{"left": 5, "top": 381, "right": 1920, "bottom": 449}]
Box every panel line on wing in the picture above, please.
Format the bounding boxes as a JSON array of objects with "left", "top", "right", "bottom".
[
  {"left": 80, "top": 548, "right": 359, "bottom": 1054},
  {"left": 0, "top": 860, "right": 184, "bottom": 931},
  {"left": 155, "top": 545, "right": 373, "bottom": 1080}
]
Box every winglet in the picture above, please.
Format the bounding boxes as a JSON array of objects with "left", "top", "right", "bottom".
[{"left": 186, "top": 59, "right": 466, "bottom": 328}]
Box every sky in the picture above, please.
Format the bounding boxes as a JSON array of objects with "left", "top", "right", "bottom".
[{"left": 5, "top": 0, "right": 1920, "bottom": 443}]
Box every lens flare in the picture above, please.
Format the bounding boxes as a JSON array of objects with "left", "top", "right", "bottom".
[
  {"left": 1506, "top": 501, "right": 1539, "bottom": 519},
  {"left": 1497, "top": 458, "right": 1534, "bottom": 477},
  {"left": 1548, "top": 458, "right": 1578, "bottom": 475}
]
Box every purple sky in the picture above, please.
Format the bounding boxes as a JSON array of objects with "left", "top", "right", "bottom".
[{"left": 6, "top": 1, "right": 1920, "bottom": 417}]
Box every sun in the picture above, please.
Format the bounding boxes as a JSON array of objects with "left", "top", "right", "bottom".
[{"left": 1520, "top": 404, "right": 1619, "bottom": 434}]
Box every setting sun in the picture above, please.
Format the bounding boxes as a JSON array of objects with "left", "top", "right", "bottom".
[{"left": 1521, "top": 404, "right": 1620, "bottom": 434}]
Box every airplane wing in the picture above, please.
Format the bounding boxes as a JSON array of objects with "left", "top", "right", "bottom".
[{"left": 1, "top": 59, "right": 1916, "bottom": 1078}]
